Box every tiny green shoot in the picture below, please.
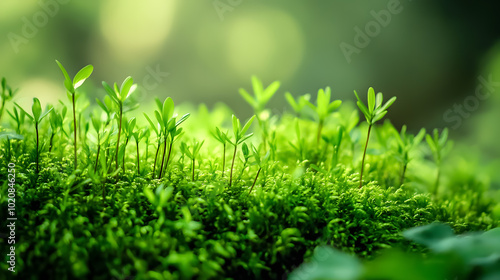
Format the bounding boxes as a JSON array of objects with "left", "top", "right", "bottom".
[
  {"left": 305, "top": 87, "right": 342, "bottom": 144},
  {"left": 55, "top": 60, "right": 94, "bottom": 170},
  {"left": 15, "top": 98, "right": 52, "bottom": 175},
  {"left": 425, "top": 128, "right": 452, "bottom": 195},
  {"left": 354, "top": 87, "right": 396, "bottom": 188},
  {"left": 102, "top": 76, "right": 136, "bottom": 172},
  {"left": 228, "top": 114, "right": 255, "bottom": 187},
  {"left": 393, "top": 126, "right": 426, "bottom": 185},
  {"left": 212, "top": 126, "right": 230, "bottom": 178},
  {"left": 181, "top": 140, "right": 205, "bottom": 181}
]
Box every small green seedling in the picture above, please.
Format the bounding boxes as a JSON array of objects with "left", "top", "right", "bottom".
[
  {"left": 228, "top": 114, "right": 256, "bottom": 187},
  {"left": 248, "top": 144, "right": 270, "bottom": 195},
  {"left": 354, "top": 87, "right": 396, "bottom": 188},
  {"left": 48, "top": 108, "right": 65, "bottom": 153},
  {"left": 211, "top": 126, "right": 231, "bottom": 178},
  {"left": 425, "top": 128, "right": 452, "bottom": 195},
  {"left": 305, "top": 87, "right": 342, "bottom": 144},
  {"left": 285, "top": 92, "right": 311, "bottom": 116},
  {"left": 236, "top": 142, "right": 252, "bottom": 182},
  {"left": 7, "top": 106, "right": 26, "bottom": 134},
  {"left": 394, "top": 126, "right": 426, "bottom": 185},
  {"left": 181, "top": 140, "right": 205, "bottom": 181},
  {"left": 0, "top": 78, "right": 18, "bottom": 123},
  {"left": 322, "top": 126, "right": 344, "bottom": 169},
  {"left": 239, "top": 76, "right": 280, "bottom": 115},
  {"left": 288, "top": 118, "right": 306, "bottom": 161},
  {"left": 102, "top": 76, "right": 137, "bottom": 171},
  {"left": 56, "top": 60, "right": 93, "bottom": 170},
  {"left": 90, "top": 114, "right": 111, "bottom": 173},
  {"left": 152, "top": 97, "right": 190, "bottom": 179},
  {"left": 15, "top": 98, "right": 53, "bottom": 175},
  {"left": 239, "top": 76, "right": 280, "bottom": 148}
]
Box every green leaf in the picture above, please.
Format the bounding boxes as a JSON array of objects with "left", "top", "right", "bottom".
[
  {"left": 426, "top": 134, "right": 437, "bottom": 155},
  {"left": 91, "top": 115, "right": 101, "bottom": 132},
  {"left": 102, "top": 81, "right": 118, "bottom": 104},
  {"left": 14, "top": 102, "right": 33, "bottom": 121},
  {"left": 239, "top": 88, "right": 256, "bottom": 109},
  {"left": 175, "top": 113, "right": 190, "bottom": 127},
  {"left": 379, "top": 96, "right": 397, "bottom": 112},
  {"left": 73, "top": 65, "right": 93, "bottom": 89},
  {"left": 240, "top": 115, "right": 256, "bottom": 136},
  {"left": 154, "top": 110, "right": 163, "bottom": 129},
  {"left": 289, "top": 246, "right": 362, "bottom": 280},
  {"left": 144, "top": 113, "right": 159, "bottom": 135},
  {"left": 438, "top": 128, "right": 448, "bottom": 147},
  {"left": 238, "top": 133, "right": 253, "bottom": 144},
  {"left": 232, "top": 114, "right": 239, "bottom": 139},
  {"left": 120, "top": 76, "right": 134, "bottom": 102},
  {"left": 39, "top": 107, "right": 53, "bottom": 122},
  {"left": 162, "top": 97, "right": 174, "bottom": 122},
  {"left": 251, "top": 75, "right": 263, "bottom": 99},
  {"left": 368, "top": 87, "right": 375, "bottom": 113},
  {"left": 328, "top": 99, "right": 342, "bottom": 113},
  {"left": 372, "top": 110, "right": 387, "bottom": 123},
  {"left": 55, "top": 60, "right": 71, "bottom": 83},
  {"left": 375, "top": 92, "right": 383, "bottom": 108},
  {"left": 356, "top": 101, "right": 370, "bottom": 121},
  {"left": 261, "top": 80, "right": 280, "bottom": 104},
  {"left": 32, "top": 98, "right": 42, "bottom": 122},
  {"left": 403, "top": 223, "right": 454, "bottom": 248},
  {"left": 285, "top": 92, "right": 299, "bottom": 112}
]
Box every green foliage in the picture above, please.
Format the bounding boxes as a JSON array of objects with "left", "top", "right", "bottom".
[{"left": 0, "top": 68, "right": 498, "bottom": 280}]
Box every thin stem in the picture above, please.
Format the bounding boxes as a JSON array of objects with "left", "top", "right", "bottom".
[
  {"left": 153, "top": 140, "right": 160, "bottom": 179},
  {"left": 95, "top": 143, "right": 101, "bottom": 173},
  {"left": 158, "top": 134, "right": 168, "bottom": 179},
  {"left": 400, "top": 162, "right": 407, "bottom": 186},
  {"left": 434, "top": 166, "right": 440, "bottom": 196},
  {"left": 72, "top": 94, "right": 77, "bottom": 170},
  {"left": 221, "top": 143, "right": 226, "bottom": 178},
  {"left": 114, "top": 105, "right": 123, "bottom": 170},
  {"left": 35, "top": 122, "right": 39, "bottom": 175},
  {"left": 49, "top": 132, "right": 55, "bottom": 153},
  {"left": 192, "top": 158, "right": 195, "bottom": 181},
  {"left": 136, "top": 140, "right": 140, "bottom": 175},
  {"left": 162, "top": 139, "right": 174, "bottom": 178},
  {"left": 359, "top": 124, "right": 372, "bottom": 189},
  {"left": 229, "top": 144, "right": 238, "bottom": 187},
  {"left": 122, "top": 138, "right": 129, "bottom": 173},
  {"left": 248, "top": 167, "right": 261, "bottom": 195},
  {"left": 316, "top": 119, "right": 324, "bottom": 145}
]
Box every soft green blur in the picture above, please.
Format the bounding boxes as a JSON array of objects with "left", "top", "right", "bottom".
[{"left": 1, "top": 1, "right": 499, "bottom": 177}]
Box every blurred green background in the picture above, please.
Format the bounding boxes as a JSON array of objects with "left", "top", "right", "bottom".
[{"left": 1, "top": 0, "right": 499, "bottom": 183}]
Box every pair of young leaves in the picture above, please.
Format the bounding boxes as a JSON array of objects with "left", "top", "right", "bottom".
[{"left": 55, "top": 60, "right": 93, "bottom": 97}]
